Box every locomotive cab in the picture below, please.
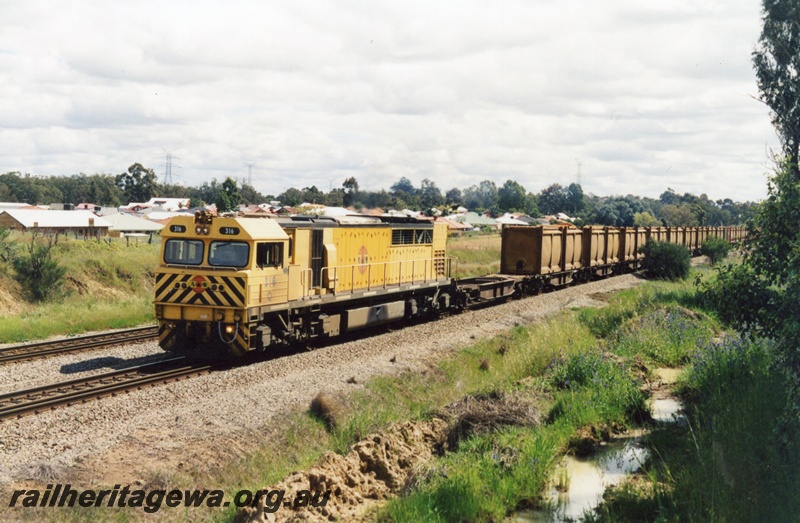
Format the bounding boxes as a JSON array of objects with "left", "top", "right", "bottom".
[{"left": 155, "top": 211, "right": 290, "bottom": 357}]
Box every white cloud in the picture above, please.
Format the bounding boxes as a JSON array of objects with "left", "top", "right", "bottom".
[{"left": 0, "top": 0, "right": 777, "bottom": 202}]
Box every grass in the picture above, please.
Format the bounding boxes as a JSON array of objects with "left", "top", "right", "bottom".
[
  {"left": 592, "top": 335, "right": 800, "bottom": 522},
  {"left": 0, "top": 237, "right": 159, "bottom": 343},
  {"left": 447, "top": 233, "right": 501, "bottom": 278},
  {"left": 0, "top": 295, "right": 154, "bottom": 343}
]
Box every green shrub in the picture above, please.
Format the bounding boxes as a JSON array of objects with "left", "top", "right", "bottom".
[
  {"left": 698, "top": 263, "right": 780, "bottom": 336},
  {"left": 547, "top": 350, "right": 648, "bottom": 426},
  {"left": 11, "top": 234, "right": 66, "bottom": 302},
  {"left": 699, "top": 236, "right": 731, "bottom": 265},
  {"left": 639, "top": 240, "right": 690, "bottom": 281},
  {"left": 613, "top": 306, "right": 716, "bottom": 366}
]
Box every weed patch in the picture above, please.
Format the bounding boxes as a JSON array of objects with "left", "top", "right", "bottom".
[{"left": 613, "top": 306, "right": 717, "bottom": 366}]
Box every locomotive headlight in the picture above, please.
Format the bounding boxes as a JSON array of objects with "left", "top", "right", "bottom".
[
  {"left": 202, "top": 225, "right": 209, "bottom": 234},
  {"left": 195, "top": 225, "right": 202, "bottom": 234},
  {"left": 224, "top": 324, "right": 235, "bottom": 334}
]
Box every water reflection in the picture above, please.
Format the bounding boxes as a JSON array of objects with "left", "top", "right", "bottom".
[{"left": 512, "top": 397, "right": 682, "bottom": 522}]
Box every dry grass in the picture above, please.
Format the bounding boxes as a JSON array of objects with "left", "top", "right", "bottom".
[
  {"left": 447, "top": 233, "right": 502, "bottom": 278},
  {"left": 310, "top": 392, "right": 346, "bottom": 432},
  {"left": 438, "top": 390, "right": 542, "bottom": 450}
]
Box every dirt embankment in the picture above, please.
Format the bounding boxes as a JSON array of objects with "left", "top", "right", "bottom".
[{"left": 235, "top": 392, "right": 542, "bottom": 523}]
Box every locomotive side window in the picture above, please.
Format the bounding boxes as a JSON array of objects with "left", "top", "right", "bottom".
[
  {"left": 392, "top": 229, "right": 432, "bottom": 245},
  {"left": 209, "top": 241, "right": 250, "bottom": 268},
  {"left": 256, "top": 242, "right": 284, "bottom": 268},
  {"left": 164, "top": 239, "right": 204, "bottom": 265},
  {"left": 391, "top": 229, "right": 414, "bottom": 245},
  {"left": 416, "top": 229, "right": 433, "bottom": 244}
]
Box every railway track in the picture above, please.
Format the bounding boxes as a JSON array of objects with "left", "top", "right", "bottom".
[
  {"left": 0, "top": 326, "right": 159, "bottom": 365},
  {"left": 0, "top": 357, "right": 212, "bottom": 421}
]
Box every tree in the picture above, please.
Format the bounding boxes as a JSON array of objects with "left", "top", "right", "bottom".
[
  {"left": 216, "top": 177, "right": 241, "bottom": 212},
  {"left": 239, "top": 183, "right": 264, "bottom": 205},
  {"left": 342, "top": 177, "right": 359, "bottom": 207},
  {"left": 565, "top": 183, "right": 585, "bottom": 214},
  {"left": 418, "top": 178, "right": 444, "bottom": 209},
  {"left": 301, "top": 185, "right": 325, "bottom": 205},
  {"left": 753, "top": 0, "right": 800, "bottom": 175},
  {"left": 115, "top": 163, "right": 157, "bottom": 204},
  {"left": 659, "top": 188, "right": 680, "bottom": 205},
  {"left": 538, "top": 183, "right": 568, "bottom": 215},
  {"left": 497, "top": 180, "right": 527, "bottom": 212},
  {"left": 659, "top": 203, "right": 700, "bottom": 226},
  {"left": 633, "top": 211, "right": 661, "bottom": 227},
  {"left": 590, "top": 196, "right": 649, "bottom": 226},
  {"left": 445, "top": 187, "right": 463, "bottom": 206},
  {"left": 463, "top": 180, "right": 498, "bottom": 211},
  {"left": 390, "top": 177, "right": 415, "bottom": 196},
  {"left": 277, "top": 187, "right": 303, "bottom": 207}
]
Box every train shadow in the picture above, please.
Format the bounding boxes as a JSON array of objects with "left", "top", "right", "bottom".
[{"left": 59, "top": 353, "right": 175, "bottom": 375}]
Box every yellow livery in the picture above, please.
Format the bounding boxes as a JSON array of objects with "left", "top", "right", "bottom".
[{"left": 155, "top": 212, "right": 450, "bottom": 357}]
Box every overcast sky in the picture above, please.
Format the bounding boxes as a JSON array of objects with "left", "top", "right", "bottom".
[{"left": 0, "top": 1, "right": 778, "bottom": 202}]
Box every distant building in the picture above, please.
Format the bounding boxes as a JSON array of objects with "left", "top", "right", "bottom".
[
  {"left": 0, "top": 202, "right": 30, "bottom": 211},
  {"left": 445, "top": 211, "right": 498, "bottom": 230},
  {"left": 102, "top": 212, "right": 165, "bottom": 237},
  {"left": 0, "top": 210, "right": 111, "bottom": 237},
  {"left": 122, "top": 197, "right": 190, "bottom": 212}
]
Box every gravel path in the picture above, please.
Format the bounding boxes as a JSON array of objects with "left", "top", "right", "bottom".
[{"left": 0, "top": 275, "right": 643, "bottom": 489}]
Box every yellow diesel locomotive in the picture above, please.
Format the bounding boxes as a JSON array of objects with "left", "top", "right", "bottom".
[
  {"left": 155, "top": 212, "right": 452, "bottom": 357},
  {"left": 155, "top": 213, "right": 746, "bottom": 358}
]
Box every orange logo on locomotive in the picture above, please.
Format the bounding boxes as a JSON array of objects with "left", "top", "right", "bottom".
[
  {"left": 357, "top": 246, "right": 369, "bottom": 274},
  {"left": 191, "top": 275, "right": 207, "bottom": 293}
]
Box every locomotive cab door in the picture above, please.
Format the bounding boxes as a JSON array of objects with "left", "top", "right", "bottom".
[{"left": 311, "top": 229, "right": 324, "bottom": 288}]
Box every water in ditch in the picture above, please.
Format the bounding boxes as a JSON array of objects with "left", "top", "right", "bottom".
[{"left": 510, "top": 396, "right": 681, "bottom": 522}]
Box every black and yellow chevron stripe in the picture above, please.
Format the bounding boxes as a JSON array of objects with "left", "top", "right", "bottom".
[
  {"left": 158, "top": 321, "right": 177, "bottom": 351},
  {"left": 155, "top": 272, "right": 247, "bottom": 307}
]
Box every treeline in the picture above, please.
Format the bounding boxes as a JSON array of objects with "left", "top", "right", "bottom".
[{"left": 0, "top": 167, "right": 754, "bottom": 226}]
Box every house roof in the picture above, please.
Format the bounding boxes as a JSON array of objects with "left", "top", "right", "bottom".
[
  {"left": 102, "top": 212, "right": 164, "bottom": 232},
  {"left": 435, "top": 217, "right": 472, "bottom": 230},
  {"left": 1, "top": 209, "right": 112, "bottom": 228},
  {"left": 143, "top": 211, "right": 192, "bottom": 222},
  {"left": 0, "top": 202, "right": 30, "bottom": 210},
  {"left": 446, "top": 212, "right": 497, "bottom": 225}
]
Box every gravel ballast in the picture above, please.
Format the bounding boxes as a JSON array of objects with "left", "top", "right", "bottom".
[{"left": 0, "top": 275, "right": 642, "bottom": 488}]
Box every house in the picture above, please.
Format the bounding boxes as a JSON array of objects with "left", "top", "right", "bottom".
[
  {"left": 101, "top": 212, "right": 165, "bottom": 238},
  {"left": 123, "top": 197, "right": 189, "bottom": 212},
  {"left": 444, "top": 211, "right": 498, "bottom": 230},
  {"left": 434, "top": 216, "right": 473, "bottom": 235},
  {"left": 495, "top": 213, "right": 531, "bottom": 227},
  {"left": 0, "top": 210, "right": 111, "bottom": 237}
]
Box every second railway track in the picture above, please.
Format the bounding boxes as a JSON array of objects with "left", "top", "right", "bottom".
[
  {"left": 0, "top": 326, "right": 159, "bottom": 365},
  {"left": 0, "top": 357, "right": 212, "bottom": 421}
]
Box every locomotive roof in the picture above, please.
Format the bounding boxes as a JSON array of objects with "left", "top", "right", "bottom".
[
  {"left": 276, "top": 214, "right": 435, "bottom": 229},
  {"left": 163, "top": 214, "right": 289, "bottom": 240}
]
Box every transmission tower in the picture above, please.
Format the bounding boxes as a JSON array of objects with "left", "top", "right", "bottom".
[
  {"left": 245, "top": 162, "right": 255, "bottom": 187},
  {"left": 575, "top": 158, "right": 583, "bottom": 186},
  {"left": 163, "top": 150, "right": 181, "bottom": 185}
]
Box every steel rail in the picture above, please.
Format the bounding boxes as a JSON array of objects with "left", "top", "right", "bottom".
[
  {"left": 0, "top": 326, "right": 159, "bottom": 365},
  {"left": 0, "top": 357, "right": 211, "bottom": 421}
]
